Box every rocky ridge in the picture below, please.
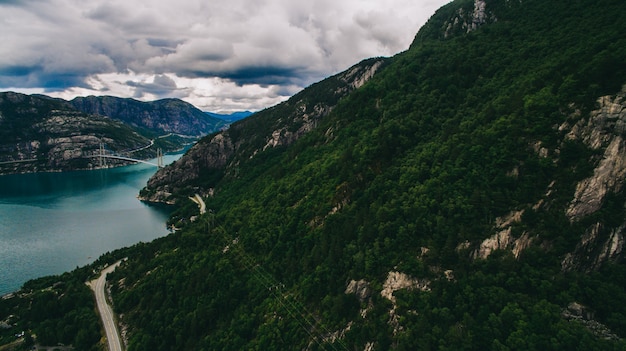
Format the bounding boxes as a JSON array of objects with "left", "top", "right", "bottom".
[{"left": 560, "top": 87, "right": 626, "bottom": 271}]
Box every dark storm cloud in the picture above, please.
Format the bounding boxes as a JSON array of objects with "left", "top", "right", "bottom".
[
  {"left": 126, "top": 74, "right": 188, "bottom": 99},
  {"left": 0, "top": 0, "right": 29, "bottom": 5},
  {"left": 0, "top": 64, "right": 89, "bottom": 91},
  {"left": 223, "top": 67, "right": 308, "bottom": 86}
]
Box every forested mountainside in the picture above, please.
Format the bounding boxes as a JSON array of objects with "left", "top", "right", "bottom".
[
  {"left": 71, "top": 96, "right": 226, "bottom": 136},
  {"left": 139, "top": 57, "right": 386, "bottom": 204},
  {"left": 0, "top": 92, "right": 153, "bottom": 174},
  {"left": 2, "top": 0, "right": 626, "bottom": 350}
]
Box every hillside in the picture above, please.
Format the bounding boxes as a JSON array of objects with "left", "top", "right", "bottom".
[
  {"left": 71, "top": 96, "right": 226, "bottom": 136},
  {"left": 2, "top": 0, "right": 626, "bottom": 350},
  {"left": 0, "top": 92, "right": 154, "bottom": 174}
]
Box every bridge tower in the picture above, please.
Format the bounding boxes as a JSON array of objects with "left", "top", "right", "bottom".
[
  {"left": 98, "top": 143, "right": 106, "bottom": 168},
  {"left": 157, "top": 148, "right": 164, "bottom": 168}
]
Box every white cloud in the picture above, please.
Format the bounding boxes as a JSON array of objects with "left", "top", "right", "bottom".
[{"left": 0, "top": 0, "right": 450, "bottom": 112}]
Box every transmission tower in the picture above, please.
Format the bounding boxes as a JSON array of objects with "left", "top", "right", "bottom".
[{"left": 99, "top": 143, "right": 106, "bottom": 168}]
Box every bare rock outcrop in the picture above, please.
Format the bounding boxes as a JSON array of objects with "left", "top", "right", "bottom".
[
  {"left": 342, "top": 60, "right": 384, "bottom": 90},
  {"left": 556, "top": 87, "right": 626, "bottom": 272},
  {"left": 140, "top": 132, "right": 234, "bottom": 203},
  {"left": 381, "top": 271, "right": 430, "bottom": 304},
  {"left": 565, "top": 88, "right": 626, "bottom": 221},
  {"left": 380, "top": 271, "right": 430, "bottom": 336},
  {"left": 444, "top": 0, "right": 496, "bottom": 38},
  {"left": 262, "top": 59, "right": 384, "bottom": 151},
  {"left": 562, "top": 222, "right": 625, "bottom": 272},
  {"left": 473, "top": 210, "right": 533, "bottom": 259},
  {"left": 345, "top": 279, "right": 372, "bottom": 303}
]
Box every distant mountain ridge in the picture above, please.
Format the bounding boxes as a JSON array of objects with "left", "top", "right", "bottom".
[
  {"left": 205, "top": 111, "right": 253, "bottom": 123},
  {"left": 71, "top": 96, "right": 226, "bottom": 136}
]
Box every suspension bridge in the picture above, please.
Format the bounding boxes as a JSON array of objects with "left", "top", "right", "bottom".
[{"left": 90, "top": 143, "right": 164, "bottom": 168}]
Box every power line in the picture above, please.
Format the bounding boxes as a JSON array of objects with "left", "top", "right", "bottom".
[{"left": 214, "top": 225, "right": 349, "bottom": 351}]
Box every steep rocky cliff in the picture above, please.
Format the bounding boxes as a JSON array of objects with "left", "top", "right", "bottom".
[
  {"left": 560, "top": 87, "right": 626, "bottom": 271},
  {"left": 468, "top": 86, "right": 626, "bottom": 272},
  {"left": 564, "top": 88, "right": 626, "bottom": 221},
  {"left": 71, "top": 96, "right": 225, "bottom": 136}
]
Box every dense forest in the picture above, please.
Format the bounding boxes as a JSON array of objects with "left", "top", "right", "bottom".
[{"left": 2, "top": 0, "right": 626, "bottom": 350}]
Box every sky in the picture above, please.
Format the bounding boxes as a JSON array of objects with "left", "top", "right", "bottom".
[{"left": 0, "top": 0, "right": 449, "bottom": 113}]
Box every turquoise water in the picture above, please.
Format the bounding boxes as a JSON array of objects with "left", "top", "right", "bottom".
[{"left": 0, "top": 155, "right": 181, "bottom": 295}]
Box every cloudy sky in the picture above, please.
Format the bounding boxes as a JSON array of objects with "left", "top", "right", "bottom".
[{"left": 1, "top": 0, "right": 449, "bottom": 113}]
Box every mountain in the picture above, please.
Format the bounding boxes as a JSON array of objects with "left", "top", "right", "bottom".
[
  {"left": 0, "top": 92, "right": 153, "bottom": 174},
  {"left": 71, "top": 96, "right": 227, "bottom": 136},
  {"left": 205, "top": 111, "right": 253, "bottom": 123},
  {"left": 3, "top": 0, "right": 626, "bottom": 350}
]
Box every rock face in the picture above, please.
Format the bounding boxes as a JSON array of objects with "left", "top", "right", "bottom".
[
  {"left": 565, "top": 88, "right": 626, "bottom": 221},
  {"left": 141, "top": 58, "right": 386, "bottom": 204},
  {"left": 473, "top": 210, "right": 533, "bottom": 260},
  {"left": 443, "top": 0, "right": 496, "bottom": 38},
  {"left": 71, "top": 96, "right": 225, "bottom": 136},
  {"left": 558, "top": 86, "right": 626, "bottom": 271},
  {"left": 380, "top": 271, "right": 431, "bottom": 336},
  {"left": 381, "top": 271, "right": 430, "bottom": 304},
  {"left": 562, "top": 222, "right": 625, "bottom": 272},
  {"left": 470, "top": 88, "right": 626, "bottom": 267},
  {"left": 345, "top": 279, "right": 372, "bottom": 303},
  {"left": 140, "top": 132, "right": 235, "bottom": 203}
]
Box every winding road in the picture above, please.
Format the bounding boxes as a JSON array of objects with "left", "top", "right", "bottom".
[
  {"left": 190, "top": 193, "right": 207, "bottom": 214},
  {"left": 88, "top": 261, "right": 124, "bottom": 351}
]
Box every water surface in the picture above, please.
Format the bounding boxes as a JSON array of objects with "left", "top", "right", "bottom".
[{"left": 0, "top": 155, "right": 180, "bottom": 295}]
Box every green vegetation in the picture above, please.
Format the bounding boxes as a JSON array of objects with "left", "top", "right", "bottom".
[
  {"left": 113, "top": 0, "right": 626, "bottom": 349},
  {"left": 0, "top": 268, "right": 101, "bottom": 351},
  {"left": 2, "top": 0, "right": 626, "bottom": 350}
]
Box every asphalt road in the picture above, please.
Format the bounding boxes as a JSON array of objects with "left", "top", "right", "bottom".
[
  {"left": 190, "top": 193, "right": 206, "bottom": 214},
  {"left": 88, "top": 261, "right": 123, "bottom": 351}
]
